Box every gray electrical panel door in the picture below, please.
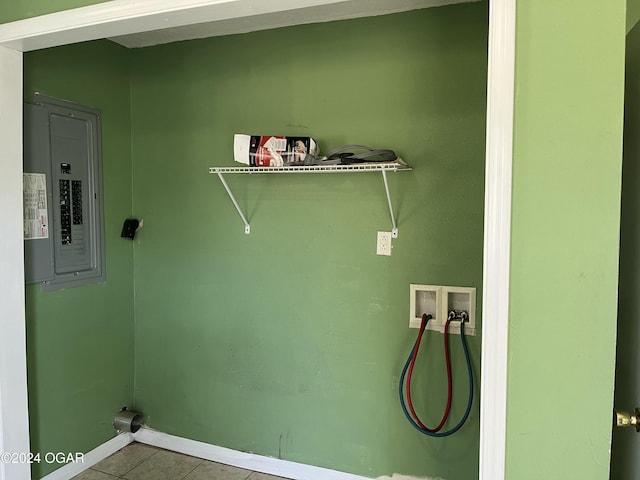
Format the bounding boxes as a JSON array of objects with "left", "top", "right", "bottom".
[
  {"left": 24, "top": 103, "right": 54, "bottom": 283},
  {"left": 23, "top": 95, "right": 105, "bottom": 290}
]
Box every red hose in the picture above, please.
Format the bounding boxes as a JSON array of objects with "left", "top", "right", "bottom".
[{"left": 405, "top": 313, "right": 453, "bottom": 432}]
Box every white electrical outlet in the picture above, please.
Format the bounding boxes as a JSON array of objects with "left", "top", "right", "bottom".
[{"left": 376, "top": 231, "right": 392, "bottom": 256}]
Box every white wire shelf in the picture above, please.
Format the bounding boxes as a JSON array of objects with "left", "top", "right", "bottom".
[
  {"left": 209, "top": 159, "right": 412, "bottom": 235},
  {"left": 208, "top": 159, "right": 411, "bottom": 174}
]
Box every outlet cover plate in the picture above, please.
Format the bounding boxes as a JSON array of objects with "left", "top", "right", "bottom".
[{"left": 376, "top": 231, "right": 392, "bottom": 256}]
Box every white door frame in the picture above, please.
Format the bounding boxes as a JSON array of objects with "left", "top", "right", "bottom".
[
  {"left": 0, "top": 1, "right": 515, "bottom": 479},
  {"left": 479, "top": 0, "right": 515, "bottom": 478},
  {"left": 0, "top": 45, "right": 30, "bottom": 480}
]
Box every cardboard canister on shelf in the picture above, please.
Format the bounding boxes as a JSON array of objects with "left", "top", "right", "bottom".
[{"left": 234, "top": 134, "right": 319, "bottom": 167}]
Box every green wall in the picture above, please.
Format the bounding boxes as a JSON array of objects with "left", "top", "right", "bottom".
[
  {"left": 130, "top": 4, "right": 487, "bottom": 479},
  {"left": 11, "top": 1, "right": 635, "bottom": 479},
  {"left": 628, "top": 0, "right": 640, "bottom": 32},
  {"left": 23, "top": 40, "right": 134, "bottom": 478},
  {"left": 16, "top": 4, "right": 488, "bottom": 480},
  {"left": 507, "top": 1, "right": 626, "bottom": 479}
]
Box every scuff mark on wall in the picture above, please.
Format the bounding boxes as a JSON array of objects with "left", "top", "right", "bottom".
[{"left": 278, "top": 430, "right": 292, "bottom": 459}]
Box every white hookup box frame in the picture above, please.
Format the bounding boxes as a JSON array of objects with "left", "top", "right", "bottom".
[{"left": 410, "top": 284, "right": 477, "bottom": 336}]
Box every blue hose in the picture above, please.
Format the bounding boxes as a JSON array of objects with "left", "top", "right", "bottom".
[{"left": 399, "top": 319, "right": 474, "bottom": 437}]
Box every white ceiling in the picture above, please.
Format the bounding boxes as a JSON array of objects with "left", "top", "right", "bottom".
[{"left": 109, "top": 0, "right": 481, "bottom": 49}]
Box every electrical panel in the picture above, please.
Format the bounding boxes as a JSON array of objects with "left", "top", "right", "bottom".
[{"left": 23, "top": 95, "right": 105, "bottom": 290}]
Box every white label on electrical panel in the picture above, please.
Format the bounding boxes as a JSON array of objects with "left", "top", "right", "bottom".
[{"left": 23, "top": 173, "right": 49, "bottom": 240}]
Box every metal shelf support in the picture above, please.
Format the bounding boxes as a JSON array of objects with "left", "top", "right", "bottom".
[
  {"left": 381, "top": 168, "right": 398, "bottom": 238},
  {"left": 216, "top": 171, "right": 251, "bottom": 234},
  {"left": 209, "top": 161, "right": 411, "bottom": 235}
]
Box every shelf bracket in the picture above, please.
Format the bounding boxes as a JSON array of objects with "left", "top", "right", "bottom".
[
  {"left": 216, "top": 171, "right": 251, "bottom": 234},
  {"left": 381, "top": 168, "right": 399, "bottom": 238},
  {"left": 211, "top": 162, "right": 410, "bottom": 236}
]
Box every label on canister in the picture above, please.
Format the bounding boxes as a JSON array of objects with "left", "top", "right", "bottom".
[{"left": 233, "top": 134, "right": 318, "bottom": 166}]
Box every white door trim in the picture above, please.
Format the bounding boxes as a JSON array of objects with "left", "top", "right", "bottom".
[
  {"left": 0, "top": 45, "right": 30, "bottom": 480},
  {"left": 0, "top": 2, "right": 515, "bottom": 480},
  {"left": 479, "top": 0, "right": 515, "bottom": 478},
  {"left": 0, "top": 0, "right": 481, "bottom": 52}
]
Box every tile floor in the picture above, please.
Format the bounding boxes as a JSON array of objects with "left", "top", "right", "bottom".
[{"left": 72, "top": 442, "right": 291, "bottom": 480}]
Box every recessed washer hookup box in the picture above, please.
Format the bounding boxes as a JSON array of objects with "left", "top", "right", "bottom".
[{"left": 234, "top": 134, "right": 319, "bottom": 167}]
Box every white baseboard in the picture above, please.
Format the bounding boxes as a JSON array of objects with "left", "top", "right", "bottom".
[
  {"left": 39, "top": 427, "right": 405, "bottom": 480},
  {"left": 134, "top": 427, "right": 371, "bottom": 480},
  {"left": 40, "top": 432, "right": 134, "bottom": 480}
]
